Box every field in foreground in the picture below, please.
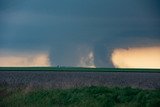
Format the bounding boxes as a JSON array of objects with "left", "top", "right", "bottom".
[
  {"left": 0, "top": 86, "right": 160, "bottom": 107},
  {"left": 0, "top": 68, "right": 159, "bottom": 107},
  {"left": 0, "top": 71, "right": 160, "bottom": 89}
]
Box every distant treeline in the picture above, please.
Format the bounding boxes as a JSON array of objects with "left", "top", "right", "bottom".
[{"left": 0, "top": 67, "right": 160, "bottom": 73}]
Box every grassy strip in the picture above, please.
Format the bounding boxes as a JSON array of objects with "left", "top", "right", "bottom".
[
  {"left": 0, "top": 67, "right": 160, "bottom": 73},
  {"left": 0, "top": 86, "right": 160, "bottom": 107}
]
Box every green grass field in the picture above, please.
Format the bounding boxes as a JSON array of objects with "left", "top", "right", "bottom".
[
  {"left": 0, "top": 86, "right": 160, "bottom": 107},
  {"left": 0, "top": 67, "right": 160, "bottom": 73}
]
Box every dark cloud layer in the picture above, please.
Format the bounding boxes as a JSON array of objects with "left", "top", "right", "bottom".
[{"left": 0, "top": 0, "right": 160, "bottom": 67}]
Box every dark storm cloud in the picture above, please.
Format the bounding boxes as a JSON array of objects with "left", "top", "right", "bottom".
[{"left": 0, "top": 0, "right": 160, "bottom": 67}]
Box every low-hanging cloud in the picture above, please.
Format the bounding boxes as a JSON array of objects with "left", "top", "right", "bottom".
[
  {"left": 1, "top": 0, "right": 160, "bottom": 68},
  {"left": 0, "top": 51, "right": 51, "bottom": 67},
  {"left": 111, "top": 46, "right": 160, "bottom": 68}
]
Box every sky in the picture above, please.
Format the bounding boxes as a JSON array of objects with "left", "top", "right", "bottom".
[{"left": 0, "top": 0, "right": 160, "bottom": 68}]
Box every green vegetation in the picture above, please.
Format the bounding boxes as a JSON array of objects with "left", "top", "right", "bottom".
[
  {"left": 0, "top": 86, "right": 160, "bottom": 107},
  {"left": 0, "top": 67, "right": 160, "bottom": 73}
]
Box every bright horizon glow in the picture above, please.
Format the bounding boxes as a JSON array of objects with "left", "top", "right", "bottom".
[
  {"left": 0, "top": 51, "right": 51, "bottom": 67},
  {"left": 111, "top": 46, "right": 160, "bottom": 69}
]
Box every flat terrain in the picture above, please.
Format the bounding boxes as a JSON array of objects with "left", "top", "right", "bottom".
[
  {"left": 0, "top": 69, "right": 160, "bottom": 107},
  {"left": 1, "top": 86, "right": 160, "bottom": 107},
  {"left": 0, "top": 71, "right": 160, "bottom": 89}
]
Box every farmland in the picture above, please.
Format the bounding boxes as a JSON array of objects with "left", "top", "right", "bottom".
[
  {"left": 0, "top": 67, "right": 160, "bottom": 107},
  {"left": 0, "top": 71, "right": 160, "bottom": 89}
]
